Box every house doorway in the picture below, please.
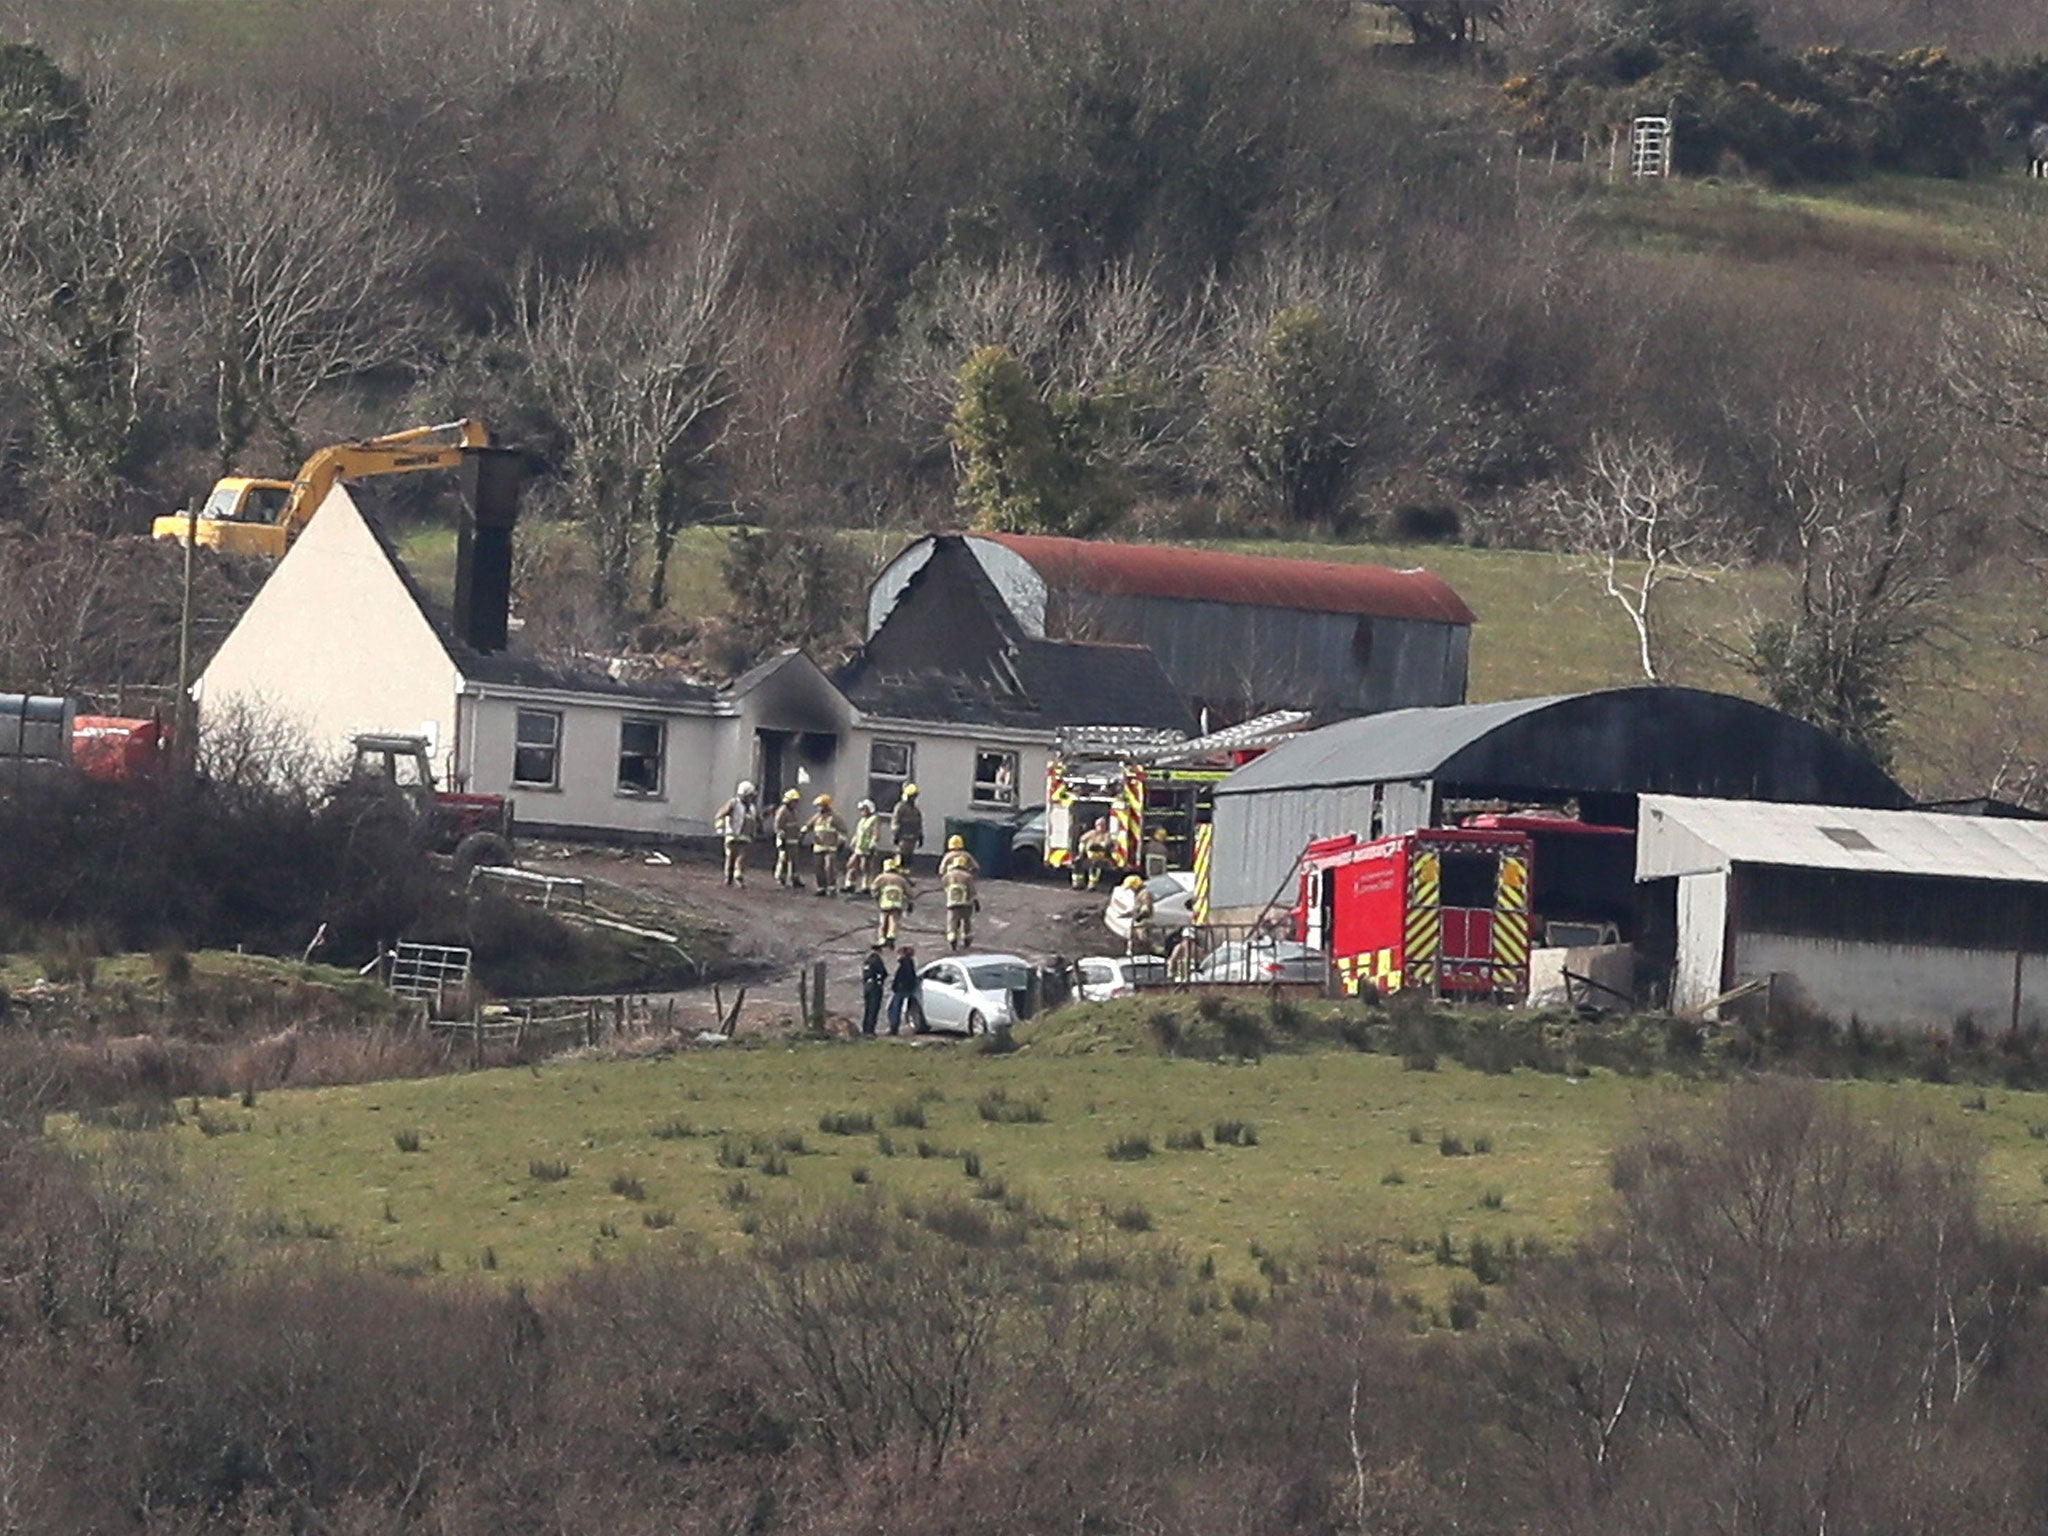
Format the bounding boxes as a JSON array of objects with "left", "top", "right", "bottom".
[{"left": 755, "top": 730, "right": 792, "bottom": 805}]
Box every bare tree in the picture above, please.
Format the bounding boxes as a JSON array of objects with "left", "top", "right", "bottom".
[
  {"left": 1203, "top": 241, "right": 1437, "bottom": 528},
  {"left": 520, "top": 220, "right": 751, "bottom": 613},
  {"left": 1546, "top": 433, "right": 1733, "bottom": 682},
  {"left": 157, "top": 107, "right": 426, "bottom": 473},
  {"left": 1741, "top": 382, "right": 1968, "bottom": 769},
  {"left": 0, "top": 79, "right": 174, "bottom": 529}
]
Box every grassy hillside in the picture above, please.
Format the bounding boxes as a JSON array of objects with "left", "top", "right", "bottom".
[{"left": 87, "top": 1009, "right": 2048, "bottom": 1294}]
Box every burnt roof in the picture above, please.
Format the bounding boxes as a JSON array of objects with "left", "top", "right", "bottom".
[
  {"left": 839, "top": 637, "right": 1196, "bottom": 735},
  {"left": 1218, "top": 687, "right": 1908, "bottom": 810},
  {"left": 978, "top": 532, "right": 1476, "bottom": 624}
]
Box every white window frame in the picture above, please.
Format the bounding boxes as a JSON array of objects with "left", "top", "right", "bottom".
[
  {"left": 512, "top": 709, "right": 562, "bottom": 789},
  {"left": 616, "top": 716, "right": 666, "bottom": 798},
  {"left": 971, "top": 747, "right": 1019, "bottom": 808},
  {"left": 867, "top": 738, "right": 915, "bottom": 809}
]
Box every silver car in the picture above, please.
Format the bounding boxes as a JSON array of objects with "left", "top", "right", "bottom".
[
  {"left": 915, "top": 954, "right": 1033, "bottom": 1035},
  {"left": 1194, "top": 938, "right": 1327, "bottom": 985}
]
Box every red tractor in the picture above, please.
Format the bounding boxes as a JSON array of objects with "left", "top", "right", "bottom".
[{"left": 343, "top": 733, "right": 513, "bottom": 874}]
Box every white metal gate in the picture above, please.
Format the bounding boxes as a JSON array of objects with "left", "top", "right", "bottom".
[
  {"left": 1630, "top": 116, "right": 1672, "bottom": 178},
  {"left": 387, "top": 942, "right": 473, "bottom": 1015}
]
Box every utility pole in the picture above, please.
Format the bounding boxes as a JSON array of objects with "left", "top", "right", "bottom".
[{"left": 174, "top": 498, "right": 197, "bottom": 774}]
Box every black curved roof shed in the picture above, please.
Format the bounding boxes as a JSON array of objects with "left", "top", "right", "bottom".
[{"left": 1208, "top": 687, "right": 1908, "bottom": 910}]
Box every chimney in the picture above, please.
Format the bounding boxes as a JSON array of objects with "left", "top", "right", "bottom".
[{"left": 452, "top": 447, "right": 524, "bottom": 654}]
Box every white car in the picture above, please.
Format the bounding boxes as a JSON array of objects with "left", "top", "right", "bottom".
[
  {"left": 1075, "top": 954, "right": 1171, "bottom": 1002},
  {"left": 1194, "top": 938, "right": 1327, "bottom": 985},
  {"left": 915, "top": 954, "right": 1033, "bottom": 1035}
]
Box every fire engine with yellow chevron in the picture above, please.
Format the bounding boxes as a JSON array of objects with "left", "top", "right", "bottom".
[{"left": 1293, "top": 825, "right": 1535, "bottom": 1003}]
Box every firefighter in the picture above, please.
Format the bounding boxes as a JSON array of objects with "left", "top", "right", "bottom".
[
  {"left": 844, "top": 798, "right": 883, "bottom": 895},
  {"left": 1109, "top": 874, "right": 1155, "bottom": 956},
  {"left": 873, "top": 856, "right": 914, "bottom": 947},
  {"left": 771, "top": 789, "right": 804, "bottom": 889},
  {"left": 941, "top": 841, "right": 979, "bottom": 952},
  {"left": 891, "top": 783, "right": 924, "bottom": 868},
  {"left": 1143, "top": 827, "right": 1171, "bottom": 880},
  {"left": 714, "top": 780, "right": 759, "bottom": 887},
  {"left": 808, "top": 793, "right": 846, "bottom": 896},
  {"left": 1074, "top": 816, "right": 1114, "bottom": 890},
  {"left": 938, "top": 832, "right": 979, "bottom": 882}
]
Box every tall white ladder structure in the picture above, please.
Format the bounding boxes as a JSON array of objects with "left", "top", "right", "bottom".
[{"left": 1630, "top": 116, "right": 1673, "bottom": 178}]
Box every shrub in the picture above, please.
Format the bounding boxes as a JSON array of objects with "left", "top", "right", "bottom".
[
  {"left": 393, "top": 1128, "right": 423, "bottom": 1153},
  {"left": 760, "top": 1150, "right": 790, "bottom": 1177},
  {"left": 849, "top": 1166, "right": 870, "bottom": 1185},
  {"left": 1439, "top": 1132, "right": 1468, "bottom": 1157},
  {"left": 889, "top": 1101, "right": 928, "bottom": 1129},
  {"left": 1480, "top": 1188, "right": 1505, "bottom": 1210},
  {"left": 962, "top": 1150, "right": 983, "bottom": 1179},
  {"left": 651, "top": 1116, "right": 698, "bottom": 1139},
  {"left": 1165, "top": 1127, "right": 1206, "bottom": 1151},
  {"left": 974, "top": 1176, "right": 1007, "bottom": 1202},
  {"left": 875, "top": 1132, "right": 897, "bottom": 1157},
  {"left": 1110, "top": 1203, "right": 1153, "bottom": 1232},
  {"left": 529, "top": 1158, "right": 572, "bottom": 1181},
  {"left": 722, "top": 1179, "right": 752, "bottom": 1208},
  {"left": 915, "top": 1138, "right": 944, "bottom": 1159},
  {"left": 1434, "top": 1229, "right": 1456, "bottom": 1266},
  {"left": 776, "top": 1131, "right": 808, "bottom": 1154},
  {"left": 609, "top": 1172, "right": 646, "bottom": 1201},
  {"left": 1214, "top": 1120, "right": 1258, "bottom": 1147},
  {"left": 1468, "top": 1234, "right": 1505, "bottom": 1285},
  {"left": 978, "top": 1024, "right": 1020, "bottom": 1055},
  {"left": 716, "top": 1137, "right": 749, "bottom": 1169},
  {"left": 978, "top": 1088, "right": 1048, "bottom": 1124},
  {"left": 818, "top": 1109, "right": 875, "bottom": 1136},
  {"left": 1447, "top": 1280, "right": 1486, "bottom": 1331},
  {"left": 1386, "top": 502, "right": 1462, "bottom": 543},
  {"left": 1106, "top": 1134, "right": 1154, "bottom": 1162},
  {"left": 1472, "top": 1133, "right": 1494, "bottom": 1155},
  {"left": 1382, "top": 1168, "right": 1406, "bottom": 1185},
  {"left": 1228, "top": 1283, "right": 1263, "bottom": 1316}
]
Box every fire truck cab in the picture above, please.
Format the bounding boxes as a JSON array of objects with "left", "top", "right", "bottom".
[{"left": 1295, "top": 827, "right": 1535, "bottom": 1001}]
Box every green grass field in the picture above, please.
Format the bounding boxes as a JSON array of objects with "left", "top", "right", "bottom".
[{"left": 96, "top": 1012, "right": 2048, "bottom": 1295}]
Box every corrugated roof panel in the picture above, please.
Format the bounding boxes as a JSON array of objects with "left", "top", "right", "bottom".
[
  {"left": 1639, "top": 795, "right": 2048, "bottom": 886},
  {"left": 978, "top": 533, "right": 1477, "bottom": 624},
  {"left": 1216, "top": 697, "right": 1568, "bottom": 794}
]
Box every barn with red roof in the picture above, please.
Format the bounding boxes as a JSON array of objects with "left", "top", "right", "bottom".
[{"left": 863, "top": 532, "right": 1474, "bottom": 727}]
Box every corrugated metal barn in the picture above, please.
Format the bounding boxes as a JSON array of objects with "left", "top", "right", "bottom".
[
  {"left": 1639, "top": 795, "right": 2048, "bottom": 1032},
  {"left": 866, "top": 533, "right": 1474, "bottom": 723},
  {"left": 1208, "top": 687, "right": 1908, "bottom": 912}
]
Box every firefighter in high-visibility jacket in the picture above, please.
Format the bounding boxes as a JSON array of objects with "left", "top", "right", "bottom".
[
  {"left": 1143, "top": 827, "right": 1171, "bottom": 879},
  {"left": 1074, "top": 817, "right": 1114, "bottom": 890},
  {"left": 807, "top": 794, "right": 846, "bottom": 896},
  {"left": 939, "top": 835, "right": 980, "bottom": 951},
  {"left": 872, "top": 857, "right": 914, "bottom": 948},
  {"left": 844, "top": 798, "right": 883, "bottom": 895},
  {"left": 771, "top": 789, "right": 803, "bottom": 889}
]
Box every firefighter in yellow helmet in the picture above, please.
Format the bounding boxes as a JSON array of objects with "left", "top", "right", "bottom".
[
  {"left": 1143, "top": 826, "right": 1171, "bottom": 880},
  {"left": 872, "top": 855, "right": 914, "bottom": 948},
  {"left": 940, "top": 834, "right": 980, "bottom": 951},
  {"left": 891, "top": 783, "right": 924, "bottom": 868},
  {"left": 1108, "top": 872, "right": 1155, "bottom": 956},
  {"left": 771, "top": 788, "right": 804, "bottom": 889},
  {"left": 807, "top": 793, "right": 846, "bottom": 896}
]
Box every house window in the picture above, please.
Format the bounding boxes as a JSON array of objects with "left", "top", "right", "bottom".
[
  {"left": 512, "top": 709, "right": 562, "bottom": 788},
  {"left": 618, "top": 717, "right": 664, "bottom": 797},
  {"left": 972, "top": 749, "right": 1018, "bottom": 807},
  {"left": 867, "top": 739, "right": 915, "bottom": 809}
]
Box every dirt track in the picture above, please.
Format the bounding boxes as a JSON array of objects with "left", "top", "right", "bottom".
[{"left": 537, "top": 842, "right": 1118, "bottom": 1038}]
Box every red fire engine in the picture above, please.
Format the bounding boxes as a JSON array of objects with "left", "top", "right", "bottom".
[{"left": 1293, "top": 826, "right": 1535, "bottom": 1001}]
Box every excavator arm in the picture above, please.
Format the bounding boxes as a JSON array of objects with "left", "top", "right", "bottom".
[{"left": 152, "top": 419, "right": 491, "bottom": 557}]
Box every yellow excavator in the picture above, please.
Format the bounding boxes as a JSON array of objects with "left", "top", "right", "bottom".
[{"left": 151, "top": 418, "right": 492, "bottom": 558}]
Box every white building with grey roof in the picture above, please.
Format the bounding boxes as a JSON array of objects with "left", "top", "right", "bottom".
[{"left": 1638, "top": 795, "right": 2048, "bottom": 1031}]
